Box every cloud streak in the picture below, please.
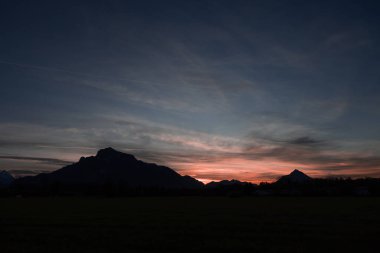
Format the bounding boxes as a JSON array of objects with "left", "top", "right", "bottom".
[
  {"left": 1, "top": 113, "right": 380, "bottom": 182},
  {"left": 0, "top": 155, "right": 71, "bottom": 166}
]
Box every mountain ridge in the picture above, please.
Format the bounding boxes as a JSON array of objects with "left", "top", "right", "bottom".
[
  {"left": 206, "top": 179, "right": 253, "bottom": 188},
  {"left": 16, "top": 147, "right": 204, "bottom": 189}
]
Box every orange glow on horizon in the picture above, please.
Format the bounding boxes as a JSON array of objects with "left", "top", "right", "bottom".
[
  {"left": 169, "top": 157, "right": 318, "bottom": 184},
  {"left": 167, "top": 155, "right": 379, "bottom": 184}
]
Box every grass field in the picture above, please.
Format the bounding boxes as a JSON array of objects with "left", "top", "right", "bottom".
[{"left": 1, "top": 197, "right": 379, "bottom": 252}]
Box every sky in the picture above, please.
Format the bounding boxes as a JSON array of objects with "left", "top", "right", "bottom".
[{"left": 1, "top": 0, "right": 380, "bottom": 183}]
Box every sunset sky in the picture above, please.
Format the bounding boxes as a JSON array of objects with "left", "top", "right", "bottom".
[{"left": 1, "top": 1, "right": 380, "bottom": 183}]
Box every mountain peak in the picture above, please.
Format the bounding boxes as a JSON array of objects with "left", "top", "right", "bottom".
[
  {"left": 277, "top": 169, "right": 311, "bottom": 183},
  {"left": 16, "top": 148, "right": 203, "bottom": 190},
  {"left": 289, "top": 169, "right": 304, "bottom": 176},
  {"left": 95, "top": 147, "right": 136, "bottom": 160},
  {"left": 96, "top": 147, "right": 118, "bottom": 156}
]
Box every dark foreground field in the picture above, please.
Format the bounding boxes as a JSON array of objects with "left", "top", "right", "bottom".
[{"left": 1, "top": 197, "right": 379, "bottom": 253}]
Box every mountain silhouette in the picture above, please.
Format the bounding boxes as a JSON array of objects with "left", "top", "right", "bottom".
[
  {"left": 16, "top": 147, "right": 203, "bottom": 189},
  {"left": 206, "top": 179, "right": 251, "bottom": 188},
  {"left": 277, "top": 169, "right": 312, "bottom": 184},
  {"left": 0, "top": 170, "right": 14, "bottom": 188}
]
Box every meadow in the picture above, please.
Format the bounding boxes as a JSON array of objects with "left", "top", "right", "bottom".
[{"left": 1, "top": 197, "right": 379, "bottom": 252}]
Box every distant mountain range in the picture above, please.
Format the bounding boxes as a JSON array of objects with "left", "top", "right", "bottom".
[
  {"left": 1, "top": 149, "right": 316, "bottom": 191},
  {"left": 15, "top": 147, "right": 203, "bottom": 189},
  {"left": 206, "top": 179, "right": 252, "bottom": 188},
  {"left": 3, "top": 148, "right": 378, "bottom": 196},
  {"left": 2, "top": 148, "right": 317, "bottom": 190}
]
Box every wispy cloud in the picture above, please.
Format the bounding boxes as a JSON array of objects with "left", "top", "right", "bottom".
[
  {"left": 2, "top": 112, "right": 380, "bottom": 182},
  {"left": 286, "top": 136, "right": 325, "bottom": 146},
  {"left": 0, "top": 155, "right": 71, "bottom": 165}
]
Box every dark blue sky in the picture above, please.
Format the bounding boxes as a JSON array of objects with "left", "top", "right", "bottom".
[{"left": 1, "top": 0, "right": 380, "bottom": 182}]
